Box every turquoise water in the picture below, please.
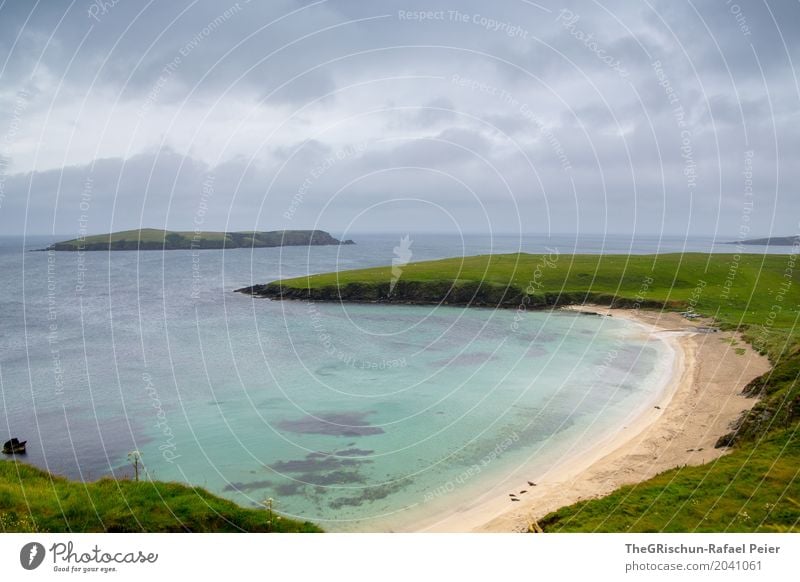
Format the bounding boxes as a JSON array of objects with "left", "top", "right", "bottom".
[
  {"left": 137, "top": 304, "right": 669, "bottom": 530},
  {"left": 0, "top": 234, "right": 672, "bottom": 530}
]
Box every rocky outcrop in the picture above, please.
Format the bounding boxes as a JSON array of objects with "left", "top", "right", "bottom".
[
  {"left": 235, "top": 279, "right": 670, "bottom": 311},
  {"left": 715, "top": 352, "right": 800, "bottom": 447}
]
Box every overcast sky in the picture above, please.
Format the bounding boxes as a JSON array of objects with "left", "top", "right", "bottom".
[{"left": 0, "top": 0, "right": 797, "bottom": 237}]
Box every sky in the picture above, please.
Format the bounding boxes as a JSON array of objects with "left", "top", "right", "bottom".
[{"left": 0, "top": 0, "right": 797, "bottom": 238}]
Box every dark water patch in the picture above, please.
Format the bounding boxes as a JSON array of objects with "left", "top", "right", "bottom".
[
  {"left": 516, "top": 331, "right": 559, "bottom": 344},
  {"left": 270, "top": 456, "right": 360, "bottom": 473},
  {"left": 257, "top": 396, "right": 288, "bottom": 407},
  {"left": 277, "top": 411, "right": 384, "bottom": 436},
  {"left": 336, "top": 448, "right": 374, "bottom": 457},
  {"left": 511, "top": 409, "right": 577, "bottom": 451},
  {"left": 274, "top": 481, "right": 305, "bottom": 497},
  {"left": 388, "top": 340, "right": 422, "bottom": 351},
  {"left": 451, "top": 409, "right": 578, "bottom": 467},
  {"left": 313, "top": 364, "right": 339, "bottom": 377},
  {"left": 328, "top": 479, "right": 411, "bottom": 510},
  {"left": 223, "top": 479, "right": 274, "bottom": 493},
  {"left": 297, "top": 470, "right": 366, "bottom": 486},
  {"left": 429, "top": 352, "right": 497, "bottom": 368},
  {"left": 306, "top": 448, "right": 372, "bottom": 458},
  {"left": 353, "top": 312, "right": 421, "bottom": 324},
  {"left": 268, "top": 448, "right": 374, "bottom": 488},
  {"left": 524, "top": 345, "right": 548, "bottom": 358}
]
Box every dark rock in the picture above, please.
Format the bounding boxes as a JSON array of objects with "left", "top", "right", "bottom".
[
  {"left": 715, "top": 433, "right": 737, "bottom": 448},
  {"left": 2, "top": 438, "right": 26, "bottom": 454}
]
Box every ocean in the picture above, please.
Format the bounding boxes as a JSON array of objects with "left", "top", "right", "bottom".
[{"left": 0, "top": 233, "right": 786, "bottom": 530}]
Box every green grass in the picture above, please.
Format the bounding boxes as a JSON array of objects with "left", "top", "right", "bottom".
[
  {"left": 257, "top": 253, "right": 799, "bottom": 360},
  {"left": 255, "top": 252, "right": 800, "bottom": 532},
  {"left": 0, "top": 461, "right": 321, "bottom": 533},
  {"left": 538, "top": 428, "right": 800, "bottom": 532},
  {"left": 100, "top": 228, "right": 227, "bottom": 243}
]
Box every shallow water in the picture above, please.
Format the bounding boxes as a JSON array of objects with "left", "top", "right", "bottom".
[{"left": 1, "top": 233, "right": 682, "bottom": 529}]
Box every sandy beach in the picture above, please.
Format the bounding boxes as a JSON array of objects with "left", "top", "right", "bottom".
[{"left": 414, "top": 306, "right": 771, "bottom": 532}]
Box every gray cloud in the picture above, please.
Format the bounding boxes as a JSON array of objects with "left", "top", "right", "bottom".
[{"left": 0, "top": 0, "right": 797, "bottom": 237}]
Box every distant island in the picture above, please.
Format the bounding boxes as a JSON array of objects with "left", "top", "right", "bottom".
[
  {"left": 725, "top": 235, "right": 800, "bottom": 246},
  {"left": 42, "top": 228, "right": 355, "bottom": 251}
]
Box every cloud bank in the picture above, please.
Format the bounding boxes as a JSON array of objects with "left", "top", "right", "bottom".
[{"left": 0, "top": 0, "right": 797, "bottom": 237}]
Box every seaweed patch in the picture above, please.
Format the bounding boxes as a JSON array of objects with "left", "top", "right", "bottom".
[{"left": 277, "top": 411, "right": 384, "bottom": 436}]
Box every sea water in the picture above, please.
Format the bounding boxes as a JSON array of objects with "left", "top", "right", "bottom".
[{"left": 0, "top": 232, "right": 742, "bottom": 530}]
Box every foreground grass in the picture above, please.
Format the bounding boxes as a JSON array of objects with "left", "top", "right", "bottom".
[
  {"left": 0, "top": 461, "right": 321, "bottom": 533},
  {"left": 540, "top": 344, "right": 800, "bottom": 532},
  {"left": 539, "top": 428, "right": 800, "bottom": 532},
  {"left": 254, "top": 252, "right": 800, "bottom": 532}
]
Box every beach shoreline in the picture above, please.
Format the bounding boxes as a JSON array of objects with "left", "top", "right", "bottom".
[{"left": 408, "top": 305, "right": 771, "bottom": 533}]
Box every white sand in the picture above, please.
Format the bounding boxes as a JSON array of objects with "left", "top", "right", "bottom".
[{"left": 408, "top": 306, "right": 771, "bottom": 532}]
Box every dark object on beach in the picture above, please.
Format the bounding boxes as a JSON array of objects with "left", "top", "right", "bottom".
[
  {"left": 508, "top": 493, "right": 517, "bottom": 497},
  {"left": 527, "top": 481, "right": 537, "bottom": 486},
  {"left": 511, "top": 498, "right": 520, "bottom": 502},
  {"left": 696, "top": 326, "right": 719, "bottom": 333},
  {"left": 520, "top": 490, "right": 527, "bottom": 494},
  {"left": 654, "top": 405, "right": 661, "bottom": 410},
  {"left": 2, "top": 438, "right": 26, "bottom": 454}
]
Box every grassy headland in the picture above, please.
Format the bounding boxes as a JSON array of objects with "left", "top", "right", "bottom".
[
  {"left": 241, "top": 252, "right": 800, "bottom": 532},
  {"left": 0, "top": 461, "right": 321, "bottom": 533},
  {"left": 44, "top": 228, "right": 354, "bottom": 251},
  {"left": 239, "top": 253, "right": 798, "bottom": 358}
]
